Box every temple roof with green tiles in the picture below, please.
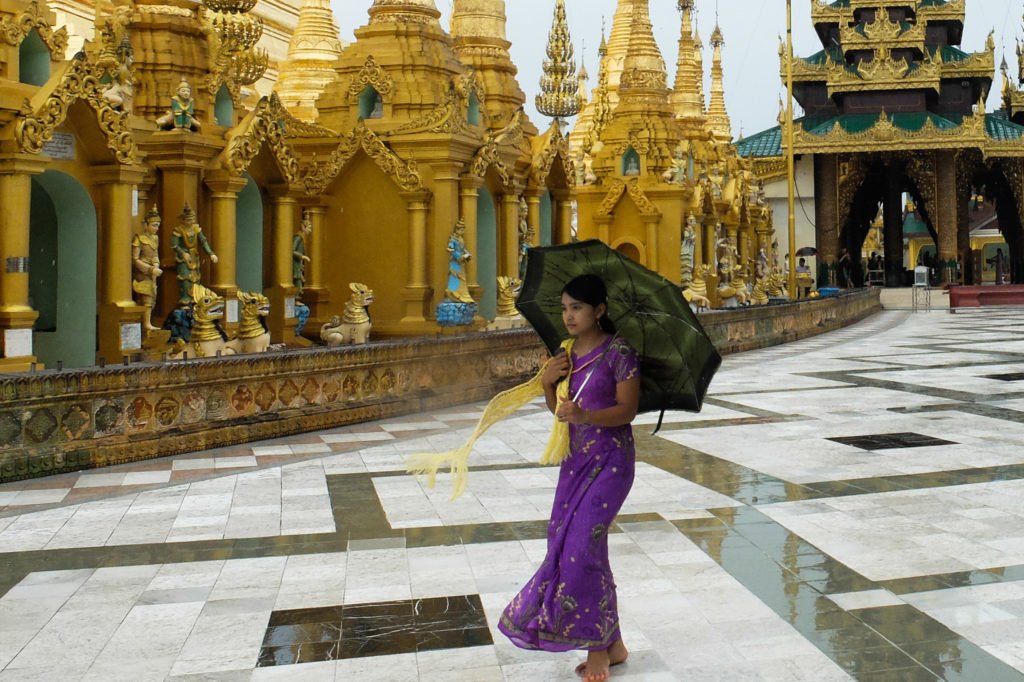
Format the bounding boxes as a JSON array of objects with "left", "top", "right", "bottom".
[
  {"left": 738, "top": 112, "right": 1024, "bottom": 159},
  {"left": 778, "top": 0, "right": 994, "bottom": 154}
]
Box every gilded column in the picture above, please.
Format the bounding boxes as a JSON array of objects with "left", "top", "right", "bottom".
[
  {"left": 94, "top": 165, "right": 149, "bottom": 364},
  {"left": 524, "top": 189, "right": 543, "bottom": 246},
  {"left": 935, "top": 151, "right": 959, "bottom": 284},
  {"left": 552, "top": 190, "right": 573, "bottom": 244},
  {"left": 501, "top": 192, "right": 520, "bottom": 278},
  {"left": 0, "top": 157, "right": 45, "bottom": 370},
  {"left": 300, "top": 203, "right": 331, "bottom": 328},
  {"left": 401, "top": 190, "right": 432, "bottom": 325},
  {"left": 459, "top": 176, "right": 483, "bottom": 298},
  {"left": 204, "top": 172, "right": 248, "bottom": 296},
  {"left": 645, "top": 219, "right": 660, "bottom": 272},
  {"left": 267, "top": 187, "right": 299, "bottom": 342},
  {"left": 883, "top": 161, "right": 905, "bottom": 288},
  {"left": 814, "top": 154, "right": 839, "bottom": 266}
]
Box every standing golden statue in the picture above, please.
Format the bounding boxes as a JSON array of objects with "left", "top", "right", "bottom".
[
  {"left": 171, "top": 203, "right": 218, "bottom": 306},
  {"left": 293, "top": 210, "right": 313, "bottom": 299},
  {"left": 132, "top": 206, "right": 163, "bottom": 331}
]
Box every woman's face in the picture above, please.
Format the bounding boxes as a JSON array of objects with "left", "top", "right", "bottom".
[{"left": 561, "top": 292, "right": 604, "bottom": 337}]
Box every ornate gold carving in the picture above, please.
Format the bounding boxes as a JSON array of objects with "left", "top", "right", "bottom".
[
  {"left": 531, "top": 123, "right": 575, "bottom": 188},
  {"left": 837, "top": 154, "right": 868, "bottom": 230},
  {"left": 385, "top": 72, "right": 484, "bottom": 137},
  {"left": 469, "top": 111, "right": 525, "bottom": 188},
  {"left": 303, "top": 121, "right": 424, "bottom": 195},
  {"left": 136, "top": 5, "right": 195, "bottom": 17},
  {"left": 204, "top": 4, "right": 269, "bottom": 98},
  {"left": 903, "top": 151, "right": 937, "bottom": 225},
  {"left": 840, "top": 16, "right": 924, "bottom": 49},
  {"left": 222, "top": 94, "right": 300, "bottom": 182},
  {"left": 347, "top": 55, "right": 395, "bottom": 100},
  {"left": 828, "top": 49, "right": 940, "bottom": 95},
  {"left": 0, "top": 0, "right": 69, "bottom": 54},
  {"left": 916, "top": 0, "right": 966, "bottom": 23},
  {"left": 791, "top": 108, "right": 987, "bottom": 155},
  {"left": 535, "top": 0, "right": 582, "bottom": 120},
  {"left": 596, "top": 179, "right": 626, "bottom": 217},
  {"left": 14, "top": 52, "right": 137, "bottom": 164},
  {"left": 625, "top": 178, "right": 658, "bottom": 217}
]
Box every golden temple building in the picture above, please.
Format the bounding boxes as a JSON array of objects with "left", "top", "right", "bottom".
[
  {"left": 571, "top": 0, "right": 781, "bottom": 308},
  {"left": 741, "top": 0, "right": 1024, "bottom": 288},
  {"left": 0, "top": 0, "right": 580, "bottom": 371}
]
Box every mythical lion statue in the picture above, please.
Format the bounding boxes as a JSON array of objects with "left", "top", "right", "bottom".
[
  {"left": 228, "top": 291, "right": 271, "bottom": 354},
  {"left": 495, "top": 276, "right": 522, "bottom": 318},
  {"left": 321, "top": 283, "right": 374, "bottom": 346},
  {"left": 170, "top": 284, "right": 234, "bottom": 359}
]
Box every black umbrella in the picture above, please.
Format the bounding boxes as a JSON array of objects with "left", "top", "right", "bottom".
[
  {"left": 796, "top": 246, "right": 818, "bottom": 257},
  {"left": 516, "top": 240, "right": 721, "bottom": 423}
]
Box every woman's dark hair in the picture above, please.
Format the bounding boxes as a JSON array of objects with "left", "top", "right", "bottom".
[{"left": 562, "top": 274, "right": 616, "bottom": 334}]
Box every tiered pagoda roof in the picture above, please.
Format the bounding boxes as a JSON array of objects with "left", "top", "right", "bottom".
[{"left": 740, "top": 0, "right": 1024, "bottom": 160}]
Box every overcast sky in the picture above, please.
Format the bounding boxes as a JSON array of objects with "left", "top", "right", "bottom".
[{"left": 329, "top": 0, "right": 1023, "bottom": 138}]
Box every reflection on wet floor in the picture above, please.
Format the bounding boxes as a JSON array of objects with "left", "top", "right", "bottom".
[{"left": 676, "top": 507, "right": 1024, "bottom": 681}]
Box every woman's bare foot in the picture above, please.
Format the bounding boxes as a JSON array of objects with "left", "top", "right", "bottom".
[{"left": 574, "top": 640, "right": 628, "bottom": 681}]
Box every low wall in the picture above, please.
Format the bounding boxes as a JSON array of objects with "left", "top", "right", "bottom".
[
  {"left": 0, "top": 289, "right": 881, "bottom": 483},
  {"left": 702, "top": 288, "right": 882, "bottom": 355},
  {"left": 949, "top": 285, "right": 1024, "bottom": 309}
]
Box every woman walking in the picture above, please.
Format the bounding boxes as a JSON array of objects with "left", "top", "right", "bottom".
[{"left": 498, "top": 274, "right": 639, "bottom": 681}]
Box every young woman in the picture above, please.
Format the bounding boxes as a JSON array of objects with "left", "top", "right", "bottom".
[{"left": 498, "top": 274, "right": 640, "bottom": 682}]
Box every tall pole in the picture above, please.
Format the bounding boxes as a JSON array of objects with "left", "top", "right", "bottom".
[{"left": 786, "top": 0, "right": 797, "bottom": 299}]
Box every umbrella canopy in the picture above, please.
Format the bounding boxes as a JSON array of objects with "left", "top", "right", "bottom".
[
  {"left": 796, "top": 246, "right": 818, "bottom": 257},
  {"left": 516, "top": 240, "right": 721, "bottom": 415}
]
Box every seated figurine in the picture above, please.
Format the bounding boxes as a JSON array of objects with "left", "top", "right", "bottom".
[{"left": 157, "top": 79, "right": 201, "bottom": 132}]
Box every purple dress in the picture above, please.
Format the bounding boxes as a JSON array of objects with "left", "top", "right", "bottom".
[{"left": 498, "top": 336, "right": 639, "bottom": 652}]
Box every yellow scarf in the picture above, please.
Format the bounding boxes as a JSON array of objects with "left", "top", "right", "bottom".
[{"left": 406, "top": 338, "right": 575, "bottom": 499}]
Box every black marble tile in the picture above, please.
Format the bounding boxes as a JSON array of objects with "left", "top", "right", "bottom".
[
  {"left": 257, "top": 594, "right": 492, "bottom": 667},
  {"left": 986, "top": 372, "right": 1024, "bottom": 382},
  {"left": 827, "top": 432, "right": 957, "bottom": 451}
]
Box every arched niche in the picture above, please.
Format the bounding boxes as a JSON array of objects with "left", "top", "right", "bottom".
[
  {"left": 539, "top": 190, "right": 553, "bottom": 246},
  {"left": 30, "top": 170, "right": 97, "bottom": 368},
  {"left": 621, "top": 148, "right": 641, "bottom": 177},
  {"left": 614, "top": 240, "right": 643, "bottom": 263},
  {"left": 215, "top": 85, "right": 234, "bottom": 127},
  {"left": 236, "top": 173, "right": 264, "bottom": 293},
  {"left": 467, "top": 93, "right": 482, "bottom": 126},
  {"left": 476, "top": 187, "right": 498, "bottom": 320},
  {"left": 19, "top": 29, "right": 50, "bottom": 85},
  {"left": 358, "top": 86, "right": 384, "bottom": 120}
]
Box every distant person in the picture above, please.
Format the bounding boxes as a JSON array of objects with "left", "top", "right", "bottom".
[
  {"left": 838, "top": 248, "right": 853, "bottom": 288},
  {"left": 987, "top": 248, "right": 1007, "bottom": 285},
  {"left": 796, "top": 257, "right": 811, "bottom": 297}
]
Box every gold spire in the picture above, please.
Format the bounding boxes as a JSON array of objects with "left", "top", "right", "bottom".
[
  {"left": 451, "top": 0, "right": 529, "bottom": 126},
  {"left": 706, "top": 21, "right": 732, "bottom": 141},
  {"left": 670, "top": 0, "right": 704, "bottom": 126},
  {"left": 694, "top": 26, "right": 705, "bottom": 113},
  {"left": 275, "top": 0, "right": 344, "bottom": 121},
  {"left": 368, "top": 0, "right": 441, "bottom": 26},
  {"left": 618, "top": 0, "right": 667, "bottom": 95},
  {"left": 536, "top": 0, "right": 583, "bottom": 121},
  {"left": 605, "top": 0, "right": 636, "bottom": 105}
]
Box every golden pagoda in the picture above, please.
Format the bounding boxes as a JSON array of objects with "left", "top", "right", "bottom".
[
  {"left": 274, "top": 0, "right": 345, "bottom": 122},
  {"left": 705, "top": 21, "right": 731, "bottom": 143},
  {"left": 572, "top": 0, "right": 777, "bottom": 308}
]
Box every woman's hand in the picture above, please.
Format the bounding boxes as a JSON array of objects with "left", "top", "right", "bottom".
[
  {"left": 541, "top": 352, "right": 569, "bottom": 388},
  {"left": 556, "top": 399, "right": 586, "bottom": 424}
]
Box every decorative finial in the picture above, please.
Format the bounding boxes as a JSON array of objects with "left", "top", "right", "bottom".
[{"left": 536, "top": 0, "right": 583, "bottom": 122}]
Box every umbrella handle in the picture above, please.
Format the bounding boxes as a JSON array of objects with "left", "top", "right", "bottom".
[{"left": 652, "top": 408, "right": 666, "bottom": 435}]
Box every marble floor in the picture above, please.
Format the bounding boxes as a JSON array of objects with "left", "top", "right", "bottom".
[{"left": 2, "top": 308, "right": 1024, "bottom": 681}]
